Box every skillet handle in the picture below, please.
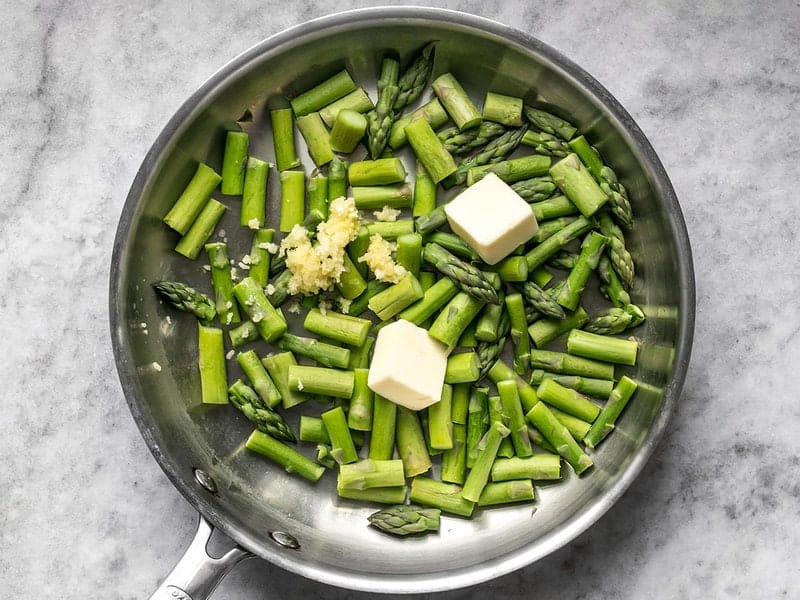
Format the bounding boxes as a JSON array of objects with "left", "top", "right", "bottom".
[{"left": 148, "top": 514, "right": 252, "bottom": 600}]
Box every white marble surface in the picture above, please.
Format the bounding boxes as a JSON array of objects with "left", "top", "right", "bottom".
[{"left": 2, "top": 1, "right": 798, "bottom": 598}]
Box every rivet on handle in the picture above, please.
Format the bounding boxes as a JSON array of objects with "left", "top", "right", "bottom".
[
  {"left": 270, "top": 531, "right": 300, "bottom": 550},
  {"left": 193, "top": 468, "right": 218, "bottom": 494}
]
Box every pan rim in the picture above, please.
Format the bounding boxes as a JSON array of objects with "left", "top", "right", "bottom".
[{"left": 109, "top": 5, "right": 695, "bottom": 593}]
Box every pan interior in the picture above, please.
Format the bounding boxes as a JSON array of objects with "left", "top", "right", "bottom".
[{"left": 111, "top": 8, "right": 693, "bottom": 594}]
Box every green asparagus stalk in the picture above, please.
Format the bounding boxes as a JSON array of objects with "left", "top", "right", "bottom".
[
  {"left": 441, "top": 422, "right": 467, "bottom": 484},
  {"left": 347, "top": 281, "right": 390, "bottom": 317},
  {"left": 221, "top": 131, "right": 248, "bottom": 195},
  {"left": 228, "top": 379, "right": 294, "bottom": 441},
  {"left": 461, "top": 421, "right": 510, "bottom": 502},
  {"left": 485, "top": 255, "right": 529, "bottom": 283},
  {"left": 247, "top": 229, "right": 274, "bottom": 288},
  {"left": 389, "top": 98, "right": 449, "bottom": 150},
  {"left": 393, "top": 42, "right": 436, "bottom": 111},
  {"left": 396, "top": 406, "right": 432, "bottom": 477},
  {"left": 598, "top": 212, "right": 635, "bottom": 290},
  {"left": 366, "top": 58, "right": 399, "bottom": 159},
  {"left": 428, "top": 291, "right": 486, "bottom": 352},
  {"left": 528, "top": 306, "right": 589, "bottom": 348},
  {"left": 262, "top": 352, "right": 314, "bottom": 409},
  {"left": 270, "top": 108, "right": 301, "bottom": 171},
  {"left": 229, "top": 321, "right": 259, "bottom": 348},
  {"left": 530, "top": 370, "right": 614, "bottom": 400},
  {"left": 466, "top": 387, "right": 489, "bottom": 469},
  {"left": 529, "top": 348, "right": 615, "bottom": 380},
  {"left": 491, "top": 454, "right": 561, "bottom": 481},
  {"left": 488, "top": 395, "right": 514, "bottom": 459},
  {"left": 276, "top": 333, "right": 351, "bottom": 369},
  {"left": 368, "top": 273, "right": 424, "bottom": 321},
  {"left": 477, "top": 480, "right": 535, "bottom": 507},
  {"left": 396, "top": 276, "right": 458, "bottom": 325},
  {"left": 505, "top": 293, "right": 531, "bottom": 375},
  {"left": 348, "top": 368, "right": 373, "bottom": 431},
  {"left": 246, "top": 430, "right": 325, "bottom": 482},
  {"left": 296, "top": 112, "right": 334, "bottom": 166},
  {"left": 287, "top": 365, "right": 354, "bottom": 399},
  {"left": 327, "top": 157, "right": 348, "bottom": 201},
  {"left": 523, "top": 106, "right": 577, "bottom": 140},
  {"left": 153, "top": 281, "right": 216, "bottom": 323},
  {"left": 412, "top": 160, "right": 437, "bottom": 217},
  {"left": 443, "top": 125, "right": 528, "bottom": 188},
  {"left": 432, "top": 72, "right": 482, "bottom": 131},
  {"left": 556, "top": 231, "right": 609, "bottom": 311},
  {"left": 321, "top": 406, "right": 359, "bottom": 464},
  {"left": 205, "top": 242, "right": 240, "bottom": 325},
  {"left": 466, "top": 154, "right": 551, "bottom": 186},
  {"left": 319, "top": 87, "right": 375, "bottom": 127},
  {"left": 197, "top": 323, "right": 227, "bottom": 405},
  {"left": 394, "top": 233, "right": 422, "bottom": 278},
  {"left": 427, "top": 384, "right": 454, "bottom": 451},
  {"left": 337, "top": 482, "right": 407, "bottom": 505},
  {"left": 423, "top": 243, "right": 499, "bottom": 305},
  {"left": 405, "top": 117, "right": 458, "bottom": 184},
  {"left": 526, "top": 402, "right": 592, "bottom": 475},
  {"left": 550, "top": 406, "right": 592, "bottom": 441},
  {"left": 409, "top": 476, "right": 475, "bottom": 517},
  {"left": 566, "top": 329, "right": 638, "bottom": 366},
  {"left": 444, "top": 352, "right": 481, "bottom": 384},
  {"left": 174, "top": 199, "right": 226, "bottom": 260},
  {"left": 550, "top": 153, "right": 608, "bottom": 217},
  {"left": 424, "top": 232, "right": 479, "bottom": 261},
  {"left": 330, "top": 108, "right": 367, "bottom": 154},
  {"left": 520, "top": 281, "right": 565, "bottom": 320},
  {"left": 237, "top": 349, "right": 282, "bottom": 408},
  {"left": 597, "top": 254, "right": 632, "bottom": 307},
  {"left": 438, "top": 121, "right": 506, "bottom": 155},
  {"left": 265, "top": 269, "right": 292, "bottom": 308},
  {"left": 530, "top": 195, "right": 579, "bottom": 222},
  {"left": 414, "top": 205, "right": 448, "bottom": 235},
  {"left": 279, "top": 170, "right": 305, "bottom": 233},
  {"left": 510, "top": 175, "right": 558, "bottom": 202},
  {"left": 521, "top": 129, "right": 571, "bottom": 157},
  {"left": 348, "top": 158, "right": 407, "bottom": 186},
  {"left": 348, "top": 336, "right": 374, "bottom": 369},
  {"left": 368, "top": 505, "right": 441, "bottom": 536},
  {"left": 546, "top": 249, "right": 579, "bottom": 270},
  {"left": 583, "top": 376, "right": 639, "bottom": 448},
  {"left": 352, "top": 183, "right": 413, "bottom": 209},
  {"left": 524, "top": 215, "right": 594, "bottom": 271},
  {"left": 369, "top": 394, "right": 398, "bottom": 461},
  {"left": 536, "top": 378, "right": 601, "bottom": 422},
  {"left": 241, "top": 157, "right": 269, "bottom": 228},
  {"left": 303, "top": 308, "right": 371, "bottom": 347},
  {"left": 486, "top": 358, "right": 540, "bottom": 412},
  {"left": 497, "top": 380, "right": 533, "bottom": 457},
  {"left": 483, "top": 92, "right": 523, "bottom": 127},
  {"left": 347, "top": 225, "right": 371, "bottom": 278},
  {"left": 336, "top": 252, "right": 368, "bottom": 301},
  {"left": 316, "top": 444, "right": 337, "bottom": 469},
  {"left": 232, "top": 277, "right": 287, "bottom": 343},
  {"left": 299, "top": 415, "right": 329, "bottom": 444},
  {"left": 568, "top": 135, "right": 633, "bottom": 228},
  {"left": 307, "top": 172, "right": 329, "bottom": 220},
  {"left": 163, "top": 163, "right": 221, "bottom": 235},
  {"left": 291, "top": 69, "right": 357, "bottom": 117},
  {"left": 365, "top": 220, "right": 415, "bottom": 239},
  {"left": 584, "top": 304, "right": 645, "bottom": 334}
]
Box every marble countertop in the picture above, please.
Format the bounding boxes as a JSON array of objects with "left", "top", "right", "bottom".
[{"left": 3, "top": 1, "right": 798, "bottom": 598}]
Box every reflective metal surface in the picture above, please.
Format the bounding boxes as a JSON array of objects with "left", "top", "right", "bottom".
[{"left": 110, "top": 6, "right": 694, "bottom": 594}]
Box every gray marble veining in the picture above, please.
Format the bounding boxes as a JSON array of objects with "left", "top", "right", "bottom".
[{"left": 1, "top": 0, "right": 798, "bottom": 598}]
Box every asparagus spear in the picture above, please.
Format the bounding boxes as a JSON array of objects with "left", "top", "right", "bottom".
[
  {"left": 437, "top": 121, "right": 506, "bottom": 155},
  {"left": 153, "top": 281, "right": 216, "bottom": 323},
  {"left": 521, "top": 129, "right": 571, "bottom": 157},
  {"left": 598, "top": 212, "right": 635, "bottom": 290},
  {"left": 290, "top": 69, "right": 357, "bottom": 117},
  {"left": 269, "top": 108, "right": 301, "bottom": 172},
  {"left": 584, "top": 304, "right": 645, "bottom": 335},
  {"left": 597, "top": 254, "right": 632, "bottom": 307},
  {"left": 583, "top": 376, "right": 639, "bottom": 448},
  {"left": 237, "top": 350, "right": 282, "bottom": 408},
  {"left": 510, "top": 175, "right": 558, "bottom": 202},
  {"left": 530, "top": 369, "right": 615, "bottom": 400},
  {"left": 566, "top": 329, "right": 638, "bottom": 366},
  {"left": 520, "top": 281, "right": 565, "bottom": 320},
  {"left": 246, "top": 430, "right": 325, "bottom": 482},
  {"left": 163, "top": 163, "right": 221, "bottom": 235},
  {"left": 443, "top": 125, "right": 528, "bottom": 188},
  {"left": 409, "top": 476, "right": 475, "bottom": 517},
  {"left": 432, "top": 72, "right": 482, "bottom": 131},
  {"left": 198, "top": 323, "right": 227, "bottom": 405},
  {"left": 276, "top": 333, "right": 351, "bottom": 369},
  {"left": 368, "top": 505, "right": 441, "bottom": 536},
  {"left": 423, "top": 243, "right": 499, "bottom": 305},
  {"left": 393, "top": 42, "right": 436, "bottom": 111},
  {"left": 526, "top": 402, "right": 592, "bottom": 475},
  {"left": 228, "top": 379, "right": 295, "bottom": 442},
  {"left": 205, "top": 242, "right": 240, "bottom": 325},
  {"left": 482, "top": 92, "right": 523, "bottom": 127},
  {"left": 528, "top": 306, "right": 589, "bottom": 348},
  {"left": 556, "top": 231, "right": 609, "bottom": 311},
  {"left": 477, "top": 480, "right": 535, "bottom": 507},
  {"left": 523, "top": 106, "right": 578, "bottom": 140},
  {"left": 475, "top": 309, "right": 510, "bottom": 380}
]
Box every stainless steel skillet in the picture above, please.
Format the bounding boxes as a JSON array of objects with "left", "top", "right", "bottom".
[{"left": 109, "top": 7, "right": 695, "bottom": 598}]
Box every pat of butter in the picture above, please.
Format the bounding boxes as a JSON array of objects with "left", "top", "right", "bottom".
[
  {"left": 444, "top": 172, "right": 538, "bottom": 265},
  {"left": 367, "top": 319, "right": 448, "bottom": 411}
]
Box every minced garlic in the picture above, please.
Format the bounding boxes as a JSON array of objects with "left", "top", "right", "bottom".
[
  {"left": 373, "top": 205, "right": 401, "bottom": 222},
  {"left": 279, "top": 197, "right": 361, "bottom": 295},
  {"left": 358, "top": 234, "right": 407, "bottom": 283}
]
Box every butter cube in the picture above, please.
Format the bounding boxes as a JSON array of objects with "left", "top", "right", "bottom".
[
  {"left": 367, "top": 319, "right": 448, "bottom": 411},
  {"left": 444, "top": 172, "right": 538, "bottom": 265}
]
